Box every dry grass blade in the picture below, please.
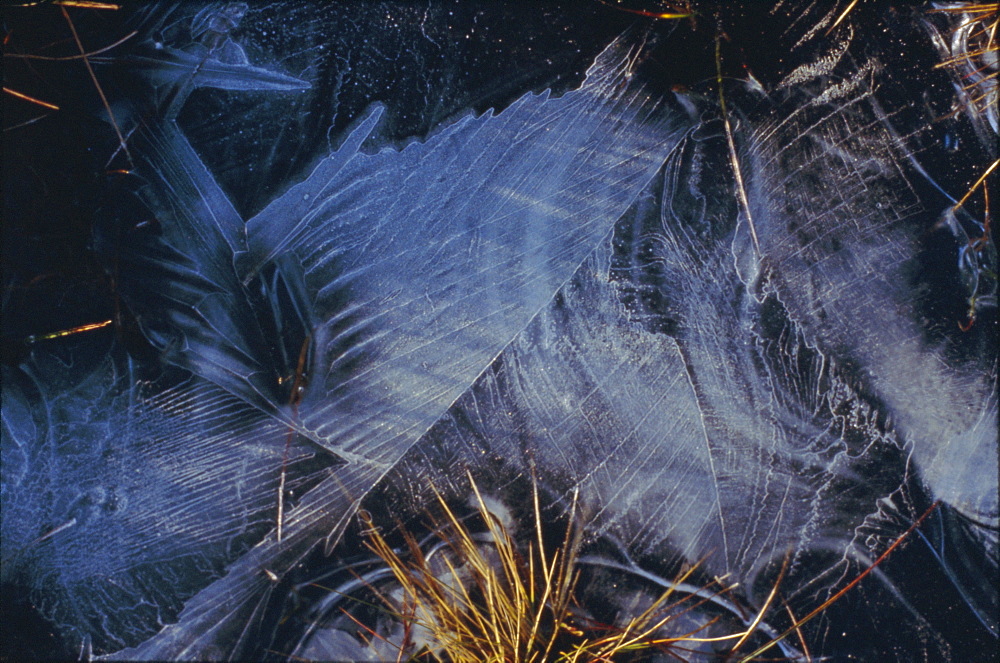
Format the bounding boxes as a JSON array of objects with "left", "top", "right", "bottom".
[
  {"left": 727, "top": 555, "right": 788, "bottom": 656},
  {"left": 931, "top": 2, "right": 998, "bottom": 126},
  {"left": 828, "top": 0, "right": 862, "bottom": 34}
]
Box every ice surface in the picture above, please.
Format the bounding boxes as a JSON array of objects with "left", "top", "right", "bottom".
[
  {"left": 1, "top": 348, "right": 334, "bottom": 653},
  {"left": 2, "top": 2, "right": 996, "bottom": 661},
  {"left": 107, "top": 40, "right": 686, "bottom": 661}
]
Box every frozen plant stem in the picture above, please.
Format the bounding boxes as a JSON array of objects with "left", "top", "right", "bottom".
[
  {"left": 277, "top": 335, "right": 311, "bottom": 541},
  {"left": 716, "top": 34, "right": 761, "bottom": 258}
]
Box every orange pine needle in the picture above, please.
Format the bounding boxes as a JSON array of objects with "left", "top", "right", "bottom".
[
  {"left": 595, "top": 1, "right": 690, "bottom": 20},
  {"left": 54, "top": 1, "right": 120, "bottom": 9},
  {"left": 828, "top": 0, "right": 862, "bottom": 34},
  {"left": 26, "top": 319, "right": 112, "bottom": 343},
  {"left": 3, "top": 86, "right": 59, "bottom": 110}
]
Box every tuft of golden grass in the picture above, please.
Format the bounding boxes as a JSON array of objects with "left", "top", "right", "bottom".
[
  {"left": 353, "top": 477, "right": 804, "bottom": 663},
  {"left": 931, "top": 3, "right": 998, "bottom": 128},
  {"left": 360, "top": 480, "right": 582, "bottom": 663}
]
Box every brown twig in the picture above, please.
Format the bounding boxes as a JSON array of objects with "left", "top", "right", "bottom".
[
  {"left": 60, "top": 4, "right": 132, "bottom": 166},
  {"left": 4, "top": 29, "right": 136, "bottom": 60}
]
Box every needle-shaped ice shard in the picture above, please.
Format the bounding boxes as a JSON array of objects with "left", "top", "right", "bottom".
[
  {"left": 242, "top": 41, "right": 687, "bottom": 464},
  {"left": 105, "top": 48, "right": 312, "bottom": 92}
]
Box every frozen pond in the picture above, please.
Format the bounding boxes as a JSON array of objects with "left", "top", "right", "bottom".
[{"left": 2, "top": 2, "right": 996, "bottom": 661}]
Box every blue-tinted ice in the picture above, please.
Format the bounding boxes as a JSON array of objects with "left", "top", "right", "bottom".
[
  {"left": 1, "top": 3, "right": 996, "bottom": 661},
  {"left": 2, "top": 16, "right": 688, "bottom": 657}
]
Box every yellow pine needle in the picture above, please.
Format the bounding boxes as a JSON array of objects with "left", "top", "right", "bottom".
[
  {"left": 954, "top": 158, "right": 999, "bottom": 212},
  {"left": 594, "top": 1, "right": 691, "bottom": 20},
  {"left": 828, "top": 0, "right": 862, "bottom": 34},
  {"left": 54, "top": 1, "right": 120, "bottom": 9},
  {"left": 25, "top": 319, "right": 111, "bottom": 343},
  {"left": 728, "top": 554, "right": 789, "bottom": 655},
  {"left": 4, "top": 30, "right": 136, "bottom": 60},
  {"left": 783, "top": 602, "right": 812, "bottom": 663}
]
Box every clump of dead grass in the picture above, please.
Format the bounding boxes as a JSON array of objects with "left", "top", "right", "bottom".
[{"left": 353, "top": 477, "right": 809, "bottom": 662}]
